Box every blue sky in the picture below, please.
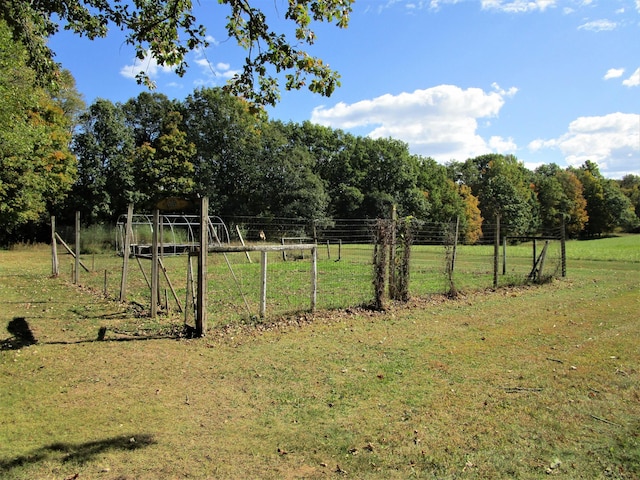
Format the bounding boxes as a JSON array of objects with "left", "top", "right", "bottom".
[{"left": 50, "top": 0, "right": 640, "bottom": 179}]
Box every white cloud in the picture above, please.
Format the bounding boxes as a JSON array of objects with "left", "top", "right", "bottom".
[
  {"left": 311, "top": 84, "right": 518, "bottom": 162},
  {"left": 192, "top": 49, "right": 240, "bottom": 87},
  {"left": 528, "top": 113, "right": 640, "bottom": 177},
  {"left": 120, "top": 52, "right": 174, "bottom": 80},
  {"left": 489, "top": 135, "right": 518, "bottom": 152},
  {"left": 622, "top": 67, "right": 640, "bottom": 87},
  {"left": 428, "top": 0, "right": 462, "bottom": 9},
  {"left": 604, "top": 68, "right": 625, "bottom": 80},
  {"left": 480, "top": 0, "right": 556, "bottom": 13},
  {"left": 578, "top": 19, "right": 618, "bottom": 31}
]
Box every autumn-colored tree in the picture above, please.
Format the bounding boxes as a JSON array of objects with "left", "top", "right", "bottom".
[
  {"left": 555, "top": 169, "right": 588, "bottom": 237},
  {"left": 458, "top": 183, "right": 483, "bottom": 244},
  {"left": 534, "top": 164, "right": 588, "bottom": 237},
  {"left": 454, "top": 154, "right": 538, "bottom": 237},
  {"left": 0, "top": 19, "right": 76, "bottom": 242},
  {"left": 572, "top": 161, "right": 637, "bottom": 235}
]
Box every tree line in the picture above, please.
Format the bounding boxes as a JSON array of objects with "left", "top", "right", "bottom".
[{"left": 2, "top": 19, "right": 639, "bottom": 245}]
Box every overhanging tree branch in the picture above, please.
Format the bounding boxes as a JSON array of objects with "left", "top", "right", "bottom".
[{"left": 1, "top": 0, "right": 353, "bottom": 107}]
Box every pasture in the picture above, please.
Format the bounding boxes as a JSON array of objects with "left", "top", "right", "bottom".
[{"left": 0, "top": 236, "right": 638, "bottom": 479}]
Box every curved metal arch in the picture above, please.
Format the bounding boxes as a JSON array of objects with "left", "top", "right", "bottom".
[{"left": 116, "top": 213, "right": 230, "bottom": 256}]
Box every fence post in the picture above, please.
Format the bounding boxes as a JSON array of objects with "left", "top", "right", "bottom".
[
  {"left": 560, "top": 215, "right": 567, "bottom": 278},
  {"left": 388, "top": 204, "right": 397, "bottom": 299},
  {"left": 493, "top": 214, "right": 500, "bottom": 289},
  {"left": 51, "top": 216, "right": 59, "bottom": 276},
  {"left": 195, "top": 197, "right": 208, "bottom": 336},
  {"left": 260, "top": 251, "right": 268, "bottom": 318},
  {"left": 151, "top": 209, "right": 159, "bottom": 318},
  {"left": 74, "top": 211, "right": 80, "bottom": 285},
  {"left": 451, "top": 215, "right": 459, "bottom": 273},
  {"left": 502, "top": 235, "right": 507, "bottom": 275},
  {"left": 310, "top": 246, "right": 317, "bottom": 312},
  {"left": 119, "top": 204, "right": 134, "bottom": 302}
]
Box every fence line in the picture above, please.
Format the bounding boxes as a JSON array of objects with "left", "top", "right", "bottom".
[{"left": 52, "top": 214, "right": 565, "bottom": 330}]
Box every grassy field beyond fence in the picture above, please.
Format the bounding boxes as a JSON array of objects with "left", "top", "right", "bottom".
[{"left": 0, "top": 235, "right": 638, "bottom": 479}]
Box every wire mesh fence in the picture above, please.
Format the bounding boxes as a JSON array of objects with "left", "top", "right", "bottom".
[{"left": 52, "top": 215, "right": 565, "bottom": 328}]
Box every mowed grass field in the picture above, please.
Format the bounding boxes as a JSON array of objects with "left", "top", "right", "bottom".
[{"left": 0, "top": 236, "right": 638, "bottom": 479}]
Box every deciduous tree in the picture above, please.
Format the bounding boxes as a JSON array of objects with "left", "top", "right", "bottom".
[
  {"left": 70, "top": 99, "right": 136, "bottom": 223},
  {"left": 454, "top": 154, "right": 538, "bottom": 237},
  {"left": 132, "top": 111, "right": 196, "bottom": 206},
  {"left": 572, "top": 161, "right": 637, "bottom": 235},
  {"left": 0, "top": 20, "right": 77, "bottom": 242},
  {"left": 1, "top": 0, "right": 353, "bottom": 107}
]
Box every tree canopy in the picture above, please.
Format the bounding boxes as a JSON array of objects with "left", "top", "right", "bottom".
[
  {"left": 0, "top": 19, "right": 78, "bottom": 243},
  {"left": 0, "top": 0, "right": 353, "bottom": 107}
]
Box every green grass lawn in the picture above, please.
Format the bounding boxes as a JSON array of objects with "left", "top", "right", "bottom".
[{"left": 0, "top": 236, "right": 638, "bottom": 479}]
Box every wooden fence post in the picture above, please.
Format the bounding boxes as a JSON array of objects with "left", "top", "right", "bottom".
[
  {"left": 196, "top": 197, "right": 208, "bottom": 336},
  {"left": 451, "top": 215, "right": 459, "bottom": 274},
  {"left": 310, "top": 246, "right": 317, "bottom": 312},
  {"left": 119, "top": 204, "right": 134, "bottom": 302},
  {"left": 388, "top": 204, "right": 397, "bottom": 299},
  {"left": 51, "top": 216, "right": 59, "bottom": 276},
  {"left": 74, "top": 211, "right": 80, "bottom": 284},
  {"left": 502, "top": 235, "right": 507, "bottom": 275},
  {"left": 493, "top": 214, "right": 500, "bottom": 289},
  {"left": 260, "top": 251, "right": 267, "bottom": 319},
  {"left": 151, "top": 209, "right": 159, "bottom": 318},
  {"left": 560, "top": 215, "right": 567, "bottom": 278}
]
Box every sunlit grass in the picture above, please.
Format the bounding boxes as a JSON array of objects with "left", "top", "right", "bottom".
[{"left": 0, "top": 238, "right": 639, "bottom": 479}]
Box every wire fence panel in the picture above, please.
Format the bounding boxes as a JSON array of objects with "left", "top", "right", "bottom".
[{"left": 52, "top": 215, "right": 565, "bottom": 328}]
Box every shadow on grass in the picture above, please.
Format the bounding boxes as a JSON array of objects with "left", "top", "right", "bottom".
[
  {"left": 0, "top": 434, "right": 156, "bottom": 474},
  {"left": 1, "top": 317, "right": 192, "bottom": 350},
  {"left": 0, "top": 317, "right": 37, "bottom": 350}
]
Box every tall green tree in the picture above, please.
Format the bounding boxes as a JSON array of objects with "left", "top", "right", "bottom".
[
  {"left": 122, "top": 93, "right": 178, "bottom": 147},
  {"left": 619, "top": 174, "right": 640, "bottom": 222},
  {"left": 572, "top": 161, "right": 638, "bottom": 235},
  {"left": 1, "top": 0, "right": 352, "bottom": 107},
  {"left": 326, "top": 136, "right": 427, "bottom": 219},
  {"left": 534, "top": 164, "right": 588, "bottom": 237},
  {"left": 132, "top": 111, "right": 196, "bottom": 206},
  {"left": 254, "top": 122, "right": 328, "bottom": 219},
  {"left": 0, "top": 19, "right": 77, "bottom": 242},
  {"left": 50, "top": 69, "right": 86, "bottom": 133},
  {"left": 414, "top": 156, "right": 465, "bottom": 223},
  {"left": 70, "top": 99, "right": 136, "bottom": 223},
  {"left": 453, "top": 154, "right": 538, "bottom": 237},
  {"left": 181, "top": 87, "right": 263, "bottom": 214},
  {"left": 283, "top": 123, "right": 365, "bottom": 218}
]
